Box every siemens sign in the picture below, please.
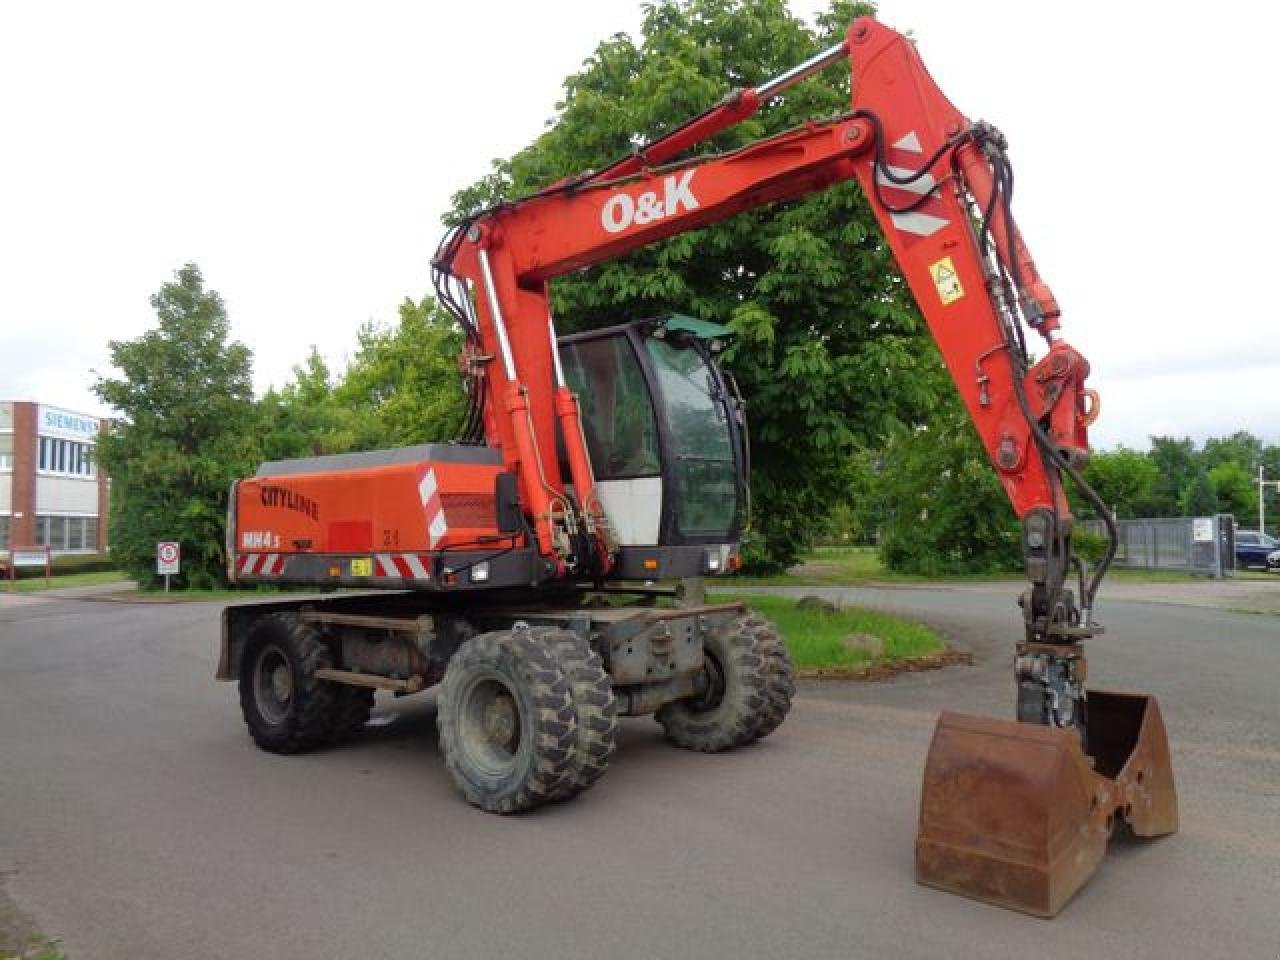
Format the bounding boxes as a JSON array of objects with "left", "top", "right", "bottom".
[{"left": 39, "top": 405, "right": 99, "bottom": 442}]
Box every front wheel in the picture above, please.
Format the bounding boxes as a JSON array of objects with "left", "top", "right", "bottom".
[{"left": 437, "top": 628, "right": 578, "bottom": 813}]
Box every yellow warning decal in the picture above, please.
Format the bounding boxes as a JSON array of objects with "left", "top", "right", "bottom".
[
  {"left": 929, "top": 256, "right": 964, "bottom": 305},
  {"left": 350, "top": 557, "right": 373, "bottom": 577}
]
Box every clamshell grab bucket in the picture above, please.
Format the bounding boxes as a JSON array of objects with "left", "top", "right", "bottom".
[{"left": 915, "top": 691, "right": 1177, "bottom": 917}]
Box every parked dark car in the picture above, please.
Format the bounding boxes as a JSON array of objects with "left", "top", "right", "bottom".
[{"left": 1234, "top": 529, "right": 1279, "bottom": 570}]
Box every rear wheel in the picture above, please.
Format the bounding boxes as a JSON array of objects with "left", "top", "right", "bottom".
[
  {"left": 533, "top": 627, "right": 619, "bottom": 801},
  {"left": 438, "top": 627, "right": 578, "bottom": 813},
  {"left": 656, "top": 614, "right": 774, "bottom": 753},
  {"left": 238, "top": 615, "right": 336, "bottom": 754}
]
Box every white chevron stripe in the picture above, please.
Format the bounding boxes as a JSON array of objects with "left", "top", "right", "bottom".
[
  {"left": 877, "top": 166, "right": 937, "bottom": 195},
  {"left": 418, "top": 469, "right": 438, "bottom": 504},
  {"left": 262, "top": 553, "right": 277, "bottom": 575},
  {"left": 890, "top": 210, "right": 950, "bottom": 237},
  {"left": 894, "top": 131, "right": 923, "bottom": 153},
  {"left": 428, "top": 513, "right": 448, "bottom": 547},
  {"left": 404, "top": 554, "right": 430, "bottom": 579},
  {"left": 376, "top": 553, "right": 395, "bottom": 577},
  {"left": 242, "top": 554, "right": 261, "bottom": 575}
]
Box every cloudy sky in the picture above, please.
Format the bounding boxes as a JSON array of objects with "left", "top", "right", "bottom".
[{"left": 1, "top": 0, "right": 1273, "bottom": 450}]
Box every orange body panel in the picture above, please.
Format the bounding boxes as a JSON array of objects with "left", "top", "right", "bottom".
[{"left": 234, "top": 459, "right": 506, "bottom": 557}]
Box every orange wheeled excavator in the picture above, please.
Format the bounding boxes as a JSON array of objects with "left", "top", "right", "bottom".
[{"left": 218, "top": 16, "right": 1176, "bottom": 915}]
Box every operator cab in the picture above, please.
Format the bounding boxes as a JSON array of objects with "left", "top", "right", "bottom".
[{"left": 557, "top": 314, "right": 748, "bottom": 579}]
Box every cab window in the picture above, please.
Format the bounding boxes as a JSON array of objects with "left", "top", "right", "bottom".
[{"left": 559, "top": 336, "right": 661, "bottom": 480}]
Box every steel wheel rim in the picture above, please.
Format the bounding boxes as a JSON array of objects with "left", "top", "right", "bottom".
[
  {"left": 457, "top": 671, "right": 524, "bottom": 777},
  {"left": 253, "top": 643, "right": 293, "bottom": 725},
  {"left": 691, "top": 649, "right": 727, "bottom": 712}
]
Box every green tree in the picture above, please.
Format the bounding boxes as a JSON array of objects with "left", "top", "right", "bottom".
[
  {"left": 1179, "top": 467, "right": 1216, "bottom": 517},
  {"left": 259, "top": 297, "right": 468, "bottom": 461},
  {"left": 1208, "top": 460, "right": 1257, "bottom": 521},
  {"left": 1081, "top": 447, "right": 1160, "bottom": 518},
  {"left": 449, "top": 0, "right": 939, "bottom": 572},
  {"left": 1201, "top": 430, "right": 1262, "bottom": 473},
  {"left": 94, "top": 264, "right": 257, "bottom": 587},
  {"left": 1147, "top": 435, "right": 1197, "bottom": 516},
  {"left": 257, "top": 348, "right": 358, "bottom": 460},
  {"left": 334, "top": 297, "right": 467, "bottom": 448},
  {"left": 872, "top": 404, "right": 1021, "bottom": 575}
]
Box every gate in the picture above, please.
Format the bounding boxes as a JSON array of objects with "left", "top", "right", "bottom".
[{"left": 1086, "top": 514, "right": 1235, "bottom": 577}]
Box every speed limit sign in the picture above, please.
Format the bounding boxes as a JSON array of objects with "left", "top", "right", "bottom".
[{"left": 156, "top": 541, "right": 181, "bottom": 576}]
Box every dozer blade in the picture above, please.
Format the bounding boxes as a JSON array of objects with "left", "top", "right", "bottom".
[{"left": 915, "top": 691, "right": 1177, "bottom": 917}]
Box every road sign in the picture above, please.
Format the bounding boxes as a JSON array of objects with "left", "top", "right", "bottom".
[
  {"left": 157, "top": 541, "right": 181, "bottom": 575},
  {"left": 6, "top": 546, "right": 51, "bottom": 589}
]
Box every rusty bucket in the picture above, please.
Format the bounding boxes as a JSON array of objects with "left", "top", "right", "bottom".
[{"left": 915, "top": 691, "right": 1177, "bottom": 917}]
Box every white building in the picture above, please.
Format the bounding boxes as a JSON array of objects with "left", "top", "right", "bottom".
[{"left": 0, "top": 402, "right": 109, "bottom": 554}]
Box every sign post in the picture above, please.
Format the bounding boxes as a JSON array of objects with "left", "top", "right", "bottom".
[{"left": 156, "top": 541, "right": 180, "bottom": 592}]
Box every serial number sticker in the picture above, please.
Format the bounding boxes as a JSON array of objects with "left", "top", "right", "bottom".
[
  {"left": 929, "top": 256, "right": 964, "bottom": 305},
  {"left": 349, "top": 557, "right": 373, "bottom": 577}
]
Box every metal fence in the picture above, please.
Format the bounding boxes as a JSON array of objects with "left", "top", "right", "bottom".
[{"left": 1082, "top": 514, "right": 1235, "bottom": 577}]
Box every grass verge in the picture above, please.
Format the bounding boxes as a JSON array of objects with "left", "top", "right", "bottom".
[
  {"left": 719, "top": 591, "right": 944, "bottom": 672},
  {"left": 127, "top": 585, "right": 291, "bottom": 602},
  {"left": 4, "top": 570, "right": 129, "bottom": 593},
  {"left": 729, "top": 545, "right": 1274, "bottom": 587},
  {"left": 729, "top": 546, "right": 1015, "bottom": 587},
  {"left": 1, "top": 942, "right": 65, "bottom": 960}
]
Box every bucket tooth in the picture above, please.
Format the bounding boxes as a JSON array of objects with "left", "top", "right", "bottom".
[{"left": 915, "top": 692, "right": 1177, "bottom": 917}]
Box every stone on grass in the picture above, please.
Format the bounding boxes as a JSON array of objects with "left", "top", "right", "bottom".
[
  {"left": 797, "top": 594, "right": 840, "bottom": 614},
  {"left": 842, "top": 632, "right": 884, "bottom": 658}
]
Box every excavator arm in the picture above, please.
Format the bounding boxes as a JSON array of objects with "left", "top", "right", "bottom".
[
  {"left": 435, "top": 16, "right": 1176, "bottom": 916},
  {"left": 436, "top": 18, "right": 1101, "bottom": 660}
]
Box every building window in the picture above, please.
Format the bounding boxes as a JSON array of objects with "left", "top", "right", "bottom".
[
  {"left": 0, "top": 433, "right": 11, "bottom": 470},
  {"left": 32, "top": 515, "right": 98, "bottom": 552},
  {"left": 36, "top": 436, "right": 96, "bottom": 478},
  {"left": 0, "top": 516, "right": 9, "bottom": 550}
]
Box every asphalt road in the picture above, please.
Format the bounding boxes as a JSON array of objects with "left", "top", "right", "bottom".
[{"left": 1, "top": 583, "right": 1277, "bottom": 959}]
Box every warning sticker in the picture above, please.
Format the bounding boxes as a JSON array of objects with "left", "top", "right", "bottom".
[
  {"left": 350, "top": 557, "right": 373, "bottom": 577},
  {"left": 929, "top": 257, "right": 964, "bottom": 305}
]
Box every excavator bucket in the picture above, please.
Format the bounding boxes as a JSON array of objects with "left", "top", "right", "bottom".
[{"left": 915, "top": 691, "right": 1177, "bottom": 917}]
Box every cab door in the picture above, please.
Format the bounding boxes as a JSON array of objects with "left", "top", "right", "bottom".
[{"left": 558, "top": 331, "right": 664, "bottom": 546}]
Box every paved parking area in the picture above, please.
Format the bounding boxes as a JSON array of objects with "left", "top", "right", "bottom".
[{"left": 1, "top": 583, "right": 1277, "bottom": 959}]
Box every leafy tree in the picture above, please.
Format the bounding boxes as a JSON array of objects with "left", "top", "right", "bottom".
[
  {"left": 872, "top": 404, "right": 1021, "bottom": 576},
  {"left": 1081, "top": 447, "right": 1160, "bottom": 518},
  {"left": 1179, "top": 467, "right": 1216, "bottom": 517},
  {"left": 257, "top": 348, "right": 359, "bottom": 460},
  {"left": 1208, "top": 460, "right": 1257, "bottom": 522},
  {"left": 334, "top": 296, "right": 468, "bottom": 447},
  {"left": 1147, "top": 436, "right": 1196, "bottom": 516},
  {"left": 448, "top": 0, "right": 940, "bottom": 572},
  {"left": 260, "top": 298, "right": 468, "bottom": 461},
  {"left": 94, "top": 264, "right": 257, "bottom": 587},
  {"left": 1201, "top": 431, "right": 1262, "bottom": 473}
]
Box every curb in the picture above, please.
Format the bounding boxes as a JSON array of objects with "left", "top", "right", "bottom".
[{"left": 798, "top": 647, "right": 974, "bottom": 682}]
